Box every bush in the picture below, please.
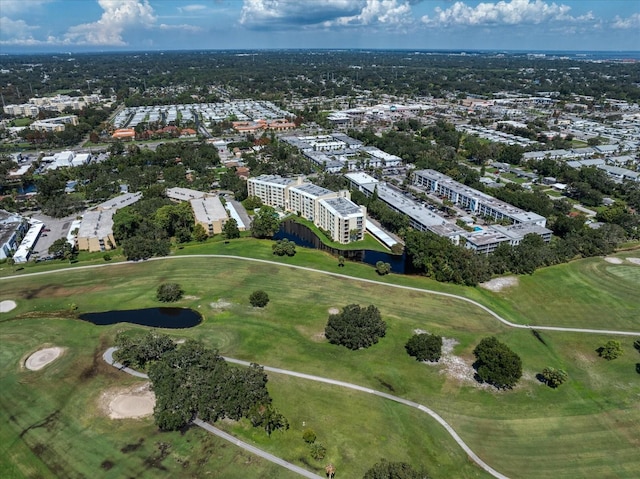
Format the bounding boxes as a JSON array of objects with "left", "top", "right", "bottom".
[
  {"left": 156, "top": 283, "right": 184, "bottom": 302},
  {"left": 325, "top": 304, "right": 386, "bottom": 350},
  {"left": 473, "top": 336, "right": 522, "bottom": 389},
  {"left": 272, "top": 238, "right": 296, "bottom": 256},
  {"left": 375, "top": 261, "right": 391, "bottom": 275},
  {"left": 363, "top": 460, "right": 429, "bottom": 479},
  {"left": 302, "top": 428, "right": 317, "bottom": 444},
  {"left": 633, "top": 339, "right": 640, "bottom": 352},
  {"left": 103, "top": 253, "right": 112, "bottom": 261},
  {"left": 405, "top": 333, "right": 442, "bottom": 362},
  {"left": 540, "top": 367, "right": 568, "bottom": 388},
  {"left": 249, "top": 290, "right": 270, "bottom": 308},
  {"left": 309, "top": 442, "right": 326, "bottom": 460},
  {"left": 598, "top": 340, "right": 623, "bottom": 360}
]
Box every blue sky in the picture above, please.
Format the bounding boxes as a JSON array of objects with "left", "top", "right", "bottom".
[{"left": 0, "top": 1, "right": 638, "bottom": 53}]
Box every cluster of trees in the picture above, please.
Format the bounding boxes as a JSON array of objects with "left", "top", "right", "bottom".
[
  {"left": 251, "top": 206, "right": 281, "bottom": 239},
  {"left": 113, "top": 331, "right": 176, "bottom": 370},
  {"left": 115, "top": 333, "right": 284, "bottom": 433},
  {"left": 325, "top": 304, "right": 387, "bottom": 350},
  {"left": 405, "top": 333, "right": 443, "bottom": 363},
  {"left": 598, "top": 340, "right": 623, "bottom": 360},
  {"left": 539, "top": 367, "right": 568, "bottom": 388},
  {"left": 473, "top": 337, "right": 522, "bottom": 389}
]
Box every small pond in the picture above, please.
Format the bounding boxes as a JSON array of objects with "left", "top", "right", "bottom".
[
  {"left": 274, "top": 220, "right": 409, "bottom": 274},
  {"left": 79, "top": 307, "right": 202, "bottom": 329}
]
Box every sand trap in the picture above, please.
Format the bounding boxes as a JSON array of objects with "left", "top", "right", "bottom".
[
  {"left": 25, "top": 347, "right": 64, "bottom": 371},
  {"left": 0, "top": 300, "right": 17, "bottom": 313},
  {"left": 626, "top": 257, "right": 640, "bottom": 265},
  {"left": 422, "top": 338, "right": 493, "bottom": 390},
  {"left": 479, "top": 276, "right": 519, "bottom": 292},
  {"left": 105, "top": 383, "right": 155, "bottom": 419},
  {"left": 210, "top": 299, "right": 232, "bottom": 310},
  {"left": 328, "top": 307, "right": 340, "bottom": 315},
  {"left": 604, "top": 257, "right": 623, "bottom": 264}
]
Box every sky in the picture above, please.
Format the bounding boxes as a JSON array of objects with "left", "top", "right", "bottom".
[{"left": 0, "top": 0, "right": 638, "bottom": 53}]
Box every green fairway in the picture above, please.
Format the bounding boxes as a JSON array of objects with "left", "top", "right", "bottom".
[{"left": 1, "top": 249, "right": 639, "bottom": 478}]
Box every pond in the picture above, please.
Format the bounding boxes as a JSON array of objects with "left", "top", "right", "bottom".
[
  {"left": 79, "top": 307, "right": 202, "bottom": 329},
  {"left": 274, "top": 220, "right": 409, "bottom": 274}
]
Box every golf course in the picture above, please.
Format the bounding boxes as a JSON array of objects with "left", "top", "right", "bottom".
[{"left": 1, "top": 238, "right": 639, "bottom": 478}]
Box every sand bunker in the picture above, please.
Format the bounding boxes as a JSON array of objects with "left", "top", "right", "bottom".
[
  {"left": 25, "top": 347, "right": 64, "bottom": 371},
  {"left": 479, "top": 276, "right": 519, "bottom": 292},
  {"left": 328, "top": 307, "right": 340, "bottom": 315},
  {"left": 105, "top": 383, "right": 155, "bottom": 419},
  {"left": 626, "top": 257, "right": 640, "bottom": 265},
  {"left": 604, "top": 257, "right": 623, "bottom": 264},
  {"left": 210, "top": 299, "right": 232, "bottom": 310},
  {"left": 0, "top": 300, "right": 17, "bottom": 313}
]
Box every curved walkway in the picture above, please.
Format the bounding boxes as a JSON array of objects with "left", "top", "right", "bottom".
[
  {"left": 104, "top": 347, "right": 508, "bottom": 479},
  {"left": 5, "top": 254, "right": 640, "bottom": 337},
  {"left": 102, "top": 347, "right": 323, "bottom": 479}
]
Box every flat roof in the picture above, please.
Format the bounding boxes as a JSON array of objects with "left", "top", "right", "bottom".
[
  {"left": 321, "top": 197, "right": 363, "bottom": 217},
  {"left": 291, "top": 183, "right": 334, "bottom": 198},
  {"left": 191, "top": 195, "right": 228, "bottom": 223}
]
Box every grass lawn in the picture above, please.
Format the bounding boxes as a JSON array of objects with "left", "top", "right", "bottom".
[{"left": 1, "top": 251, "right": 639, "bottom": 478}]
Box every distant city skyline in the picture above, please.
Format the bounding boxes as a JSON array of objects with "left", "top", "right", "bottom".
[{"left": 0, "top": 1, "right": 638, "bottom": 54}]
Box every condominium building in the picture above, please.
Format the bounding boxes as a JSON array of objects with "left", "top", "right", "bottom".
[
  {"left": 247, "top": 175, "right": 366, "bottom": 244},
  {"left": 190, "top": 195, "right": 229, "bottom": 235},
  {"left": 413, "top": 169, "right": 547, "bottom": 227}
]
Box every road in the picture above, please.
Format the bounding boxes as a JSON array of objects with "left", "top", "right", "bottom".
[
  {"left": 2, "top": 254, "right": 640, "bottom": 337},
  {"left": 103, "top": 347, "right": 323, "bottom": 479}
]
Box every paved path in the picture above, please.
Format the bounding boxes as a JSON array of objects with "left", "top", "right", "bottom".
[
  {"left": 104, "top": 347, "right": 507, "bottom": 478},
  {"left": 8, "top": 254, "right": 632, "bottom": 336},
  {"left": 102, "top": 347, "right": 322, "bottom": 479}
]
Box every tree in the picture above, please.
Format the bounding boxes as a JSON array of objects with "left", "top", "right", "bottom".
[
  {"left": 249, "top": 290, "right": 269, "bottom": 308},
  {"left": 325, "top": 304, "right": 386, "bottom": 350},
  {"left": 375, "top": 261, "right": 391, "bottom": 275},
  {"left": 540, "top": 367, "right": 568, "bottom": 388},
  {"left": 251, "top": 206, "right": 280, "bottom": 239},
  {"left": 338, "top": 255, "right": 345, "bottom": 267},
  {"left": 634, "top": 339, "right": 640, "bottom": 352},
  {"left": 222, "top": 218, "right": 240, "bottom": 239},
  {"left": 598, "top": 340, "right": 623, "bottom": 360},
  {"left": 302, "top": 428, "right": 317, "bottom": 444},
  {"left": 272, "top": 238, "right": 296, "bottom": 256},
  {"left": 405, "top": 334, "right": 443, "bottom": 362},
  {"left": 473, "top": 337, "right": 522, "bottom": 389},
  {"left": 192, "top": 223, "right": 208, "bottom": 242},
  {"left": 156, "top": 283, "right": 184, "bottom": 302},
  {"left": 249, "top": 404, "right": 290, "bottom": 436},
  {"left": 48, "top": 238, "right": 74, "bottom": 259},
  {"left": 363, "top": 460, "right": 429, "bottom": 479}
]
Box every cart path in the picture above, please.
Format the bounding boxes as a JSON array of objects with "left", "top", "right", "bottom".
[
  {"left": 5, "top": 254, "right": 640, "bottom": 337},
  {"left": 102, "top": 347, "right": 323, "bottom": 479},
  {"left": 104, "top": 347, "right": 507, "bottom": 479}
]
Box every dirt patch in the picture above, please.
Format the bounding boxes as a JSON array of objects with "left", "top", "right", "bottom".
[
  {"left": 479, "top": 276, "right": 519, "bottom": 292},
  {"left": 604, "top": 256, "right": 623, "bottom": 264},
  {"left": 311, "top": 331, "right": 326, "bottom": 342},
  {"left": 423, "top": 338, "right": 493, "bottom": 390},
  {"left": 328, "top": 307, "right": 340, "bottom": 315},
  {"left": 184, "top": 295, "right": 200, "bottom": 300},
  {"left": 25, "top": 347, "right": 65, "bottom": 371},
  {"left": 626, "top": 257, "right": 640, "bottom": 265},
  {"left": 101, "top": 383, "right": 155, "bottom": 419},
  {"left": 210, "top": 299, "right": 232, "bottom": 310},
  {"left": 20, "top": 284, "right": 107, "bottom": 300},
  {"left": 0, "top": 300, "right": 17, "bottom": 313}
]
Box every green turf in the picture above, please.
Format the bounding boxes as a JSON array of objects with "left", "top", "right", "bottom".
[{"left": 1, "top": 253, "right": 639, "bottom": 478}]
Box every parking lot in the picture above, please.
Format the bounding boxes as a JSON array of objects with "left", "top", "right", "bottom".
[{"left": 29, "top": 213, "right": 78, "bottom": 259}]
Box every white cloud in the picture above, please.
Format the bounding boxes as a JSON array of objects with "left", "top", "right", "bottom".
[
  {"left": 63, "top": 0, "right": 157, "bottom": 46},
  {"left": 158, "top": 23, "right": 203, "bottom": 33},
  {"left": 612, "top": 12, "right": 640, "bottom": 29},
  {"left": 0, "top": 17, "right": 43, "bottom": 45},
  {"left": 178, "top": 4, "right": 208, "bottom": 13},
  {"left": 421, "top": 0, "right": 590, "bottom": 27},
  {"left": 0, "top": 0, "right": 54, "bottom": 15},
  {"left": 240, "top": 0, "right": 412, "bottom": 28},
  {"left": 330, "top": 0, "right": 413, "bottom": 27}
]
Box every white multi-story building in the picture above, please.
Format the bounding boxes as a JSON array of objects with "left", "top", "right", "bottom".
[{"left": 247, "top": 175, "right": 366, "bottom": 244}]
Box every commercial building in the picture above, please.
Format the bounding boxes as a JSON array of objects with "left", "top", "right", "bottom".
[
  {"left": 0, "top": 210, "right": 29, "bottom": 260},
  {"left": 30, "top": 115, "right": 79, "bottom": 133},
  {"left": 247, "top": 175, "right": 366, "bottom": 244}
]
